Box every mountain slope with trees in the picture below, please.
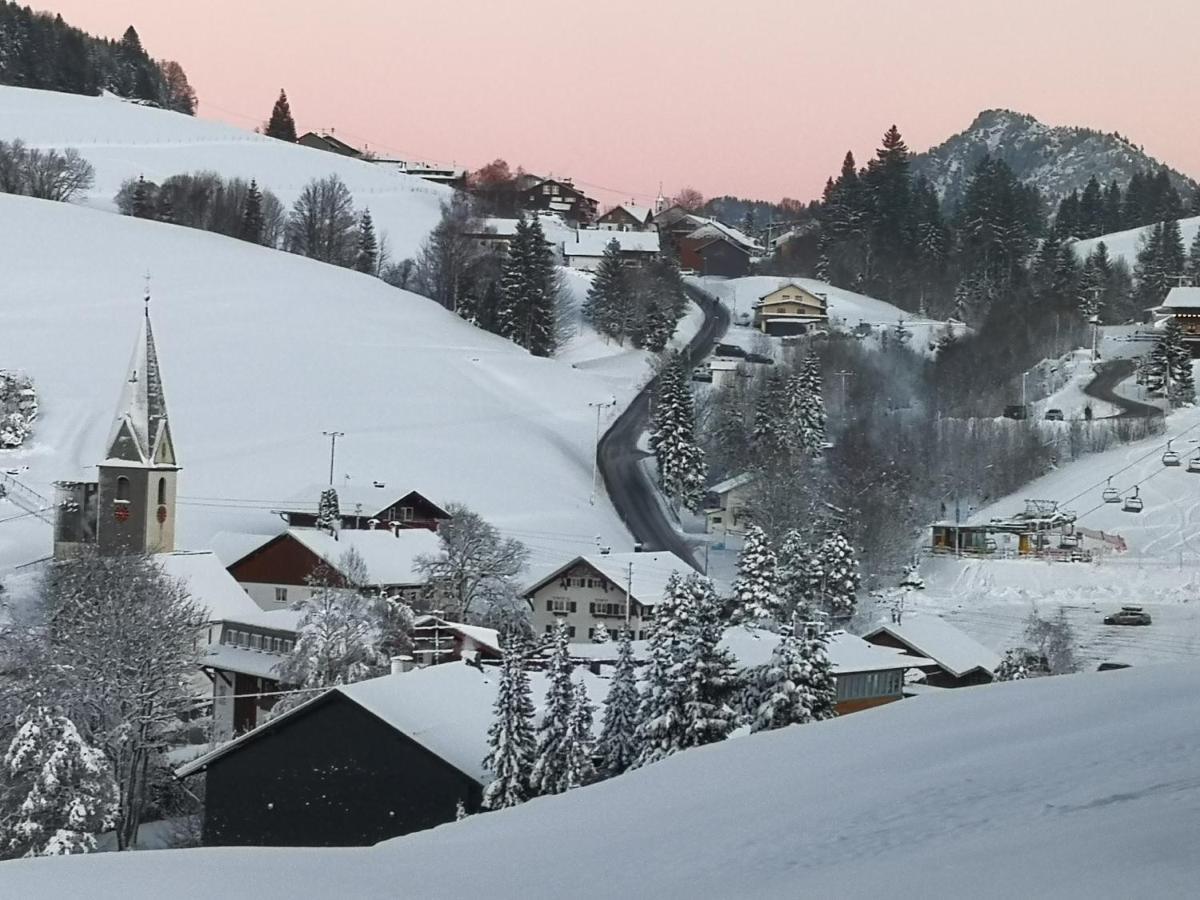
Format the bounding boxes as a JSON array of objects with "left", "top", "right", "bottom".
[{"left": 911, "top": 108, "right": 1198, "bottom": 211}]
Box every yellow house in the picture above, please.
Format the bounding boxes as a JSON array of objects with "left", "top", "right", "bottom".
[{"left": 753, "top": 283, "right": 829, "bottom": 336}]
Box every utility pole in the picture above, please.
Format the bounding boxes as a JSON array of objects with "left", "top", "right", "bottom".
[
  {"left": 321, "top": 431, "right": 344, "bottom": 486},
  {"left": 832, "top": 370, "right": 854, "bottom": 408},
  {"left": 625, "top": 562, "right": 633, "bottom": 632},
  {"left": 588, "top": 398, "right": 617, "bottom": 505}
]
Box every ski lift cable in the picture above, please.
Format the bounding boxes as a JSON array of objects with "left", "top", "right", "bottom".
[{"left": 1058, "top": 417, "right": 1200, "bottom": 509}]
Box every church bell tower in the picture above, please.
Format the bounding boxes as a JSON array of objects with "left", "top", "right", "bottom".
[{"left": 95, "top": 300, "right": 180, "bottom": 555}]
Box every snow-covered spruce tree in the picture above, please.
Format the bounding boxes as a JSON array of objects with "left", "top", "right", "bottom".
[
  {"left": 584, "top": 238, "right": 629, "bottom": 342},
  {"left": 495, "top": 216, "right": 531, "bottom": 347},
  {"left": 751, "top": 372, "right": 790, "bottom": 464},
  {"left": 481, "top": 641, "right": 536, "bottom": 810},
  {"left": 748, "top": 625, "right": 810, "bottom": 733},
  {"left": 776, "top": 528, "right": 818, "bottom": 622},
  {"left": 530, "top": 619, "right": 576, "bottom": 797},
  {"left": 591, "top": 622, "right": 610, "bottom": 644},
  {"left": 797, "top": 627, "right": 838, "bottom": 722},
  {"left": 633, "top": 573, "right": 694, "bottom": 768},
  {"left": 797, "top": 352, "right": 826, "bottom": 456},
  {"left": 649, "top": 352, "right": 707, "bottom": 511},
  {"left": 815, "top": 531, "right": 859, "bottom": 623},
  {"left": 524, "top": 216, "right": 559, "bottom": 357},
  {"left": 596, "top": 628, "right": 640, "bottom": 777},
  {"left": 316, "top": 487, "right": 340, "bottom": 535},
  {"left": 355, "top": 208, "right": 379, "bottom": 275},
  {"left": 1, "top": 707, "right": 118, "bottom": 859},
  {"left": 565, "top": 682, "right": 596, "bottom": 790},
  {"left": 679, "top": 575, "right": 741, "bottom": 748},
  {"left": 727, "top": 524, "right": 781, "bottom": 625}
]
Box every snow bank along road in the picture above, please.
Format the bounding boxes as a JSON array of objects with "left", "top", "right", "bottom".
[{"left": 596, "top": 285, "right": 729, "bottom": 568}]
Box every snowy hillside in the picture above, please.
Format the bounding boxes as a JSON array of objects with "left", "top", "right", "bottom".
[
  {"left": 0, "top": 194, "right": 634, "bottom": 570},
  {"left": 0, "top": 85, "right": 449, "bottom": 260},
  {"left": 5, "top": 664, "right": 1199, "bottom": 897},
  {"left": 1071, "top": 215, "right": 1200, "bottom": 268},
  {"left": 912, "top": 108, "right": 1198, "bottom": 210}
]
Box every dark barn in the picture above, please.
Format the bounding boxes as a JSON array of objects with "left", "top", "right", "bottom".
[{"left": 178, "top": 679, "right": 484, "bottom": 847}]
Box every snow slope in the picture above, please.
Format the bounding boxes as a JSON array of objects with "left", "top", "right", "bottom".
[
  {"left": 5, "top": 665, "right": 1200, "bottom": 898},
  {"left": 0, "top": 85, "right": 449, "bottom": 261},
  {"left": 1072, "top": 215, "right": 1200, "bottom": 268},
  {"left": 0, "top": 194, "right": 634, "bottom": 570}
]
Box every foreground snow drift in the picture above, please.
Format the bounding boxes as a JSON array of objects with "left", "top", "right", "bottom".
[
  {"left": 5, "top": 665, "right": 1200, "bottom": 898},
  {"left": 0, "top": 195, "right": 631, "bottom": 568}
]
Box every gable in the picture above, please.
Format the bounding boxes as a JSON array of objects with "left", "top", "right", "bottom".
[
  {"left": 107, "top": 417, "right": 145, "bottom": 463},
  {"left": 760, "top": 285, "right": 826, "bottom": 308},
  {"left": 228, "top": 533, "right": 335, "bottom": 587},
  {"left": 153, "top": 421, "right": 177, "bottom": 466}
]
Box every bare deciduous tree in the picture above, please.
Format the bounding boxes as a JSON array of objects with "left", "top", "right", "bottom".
[{"left": 285, "top": 174, "right": 358, "bottom": 266}]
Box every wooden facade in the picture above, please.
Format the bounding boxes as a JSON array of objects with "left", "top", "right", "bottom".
[
  {"left": 186, "top": 692, "right": 481, "bottom": 847},
  {"left": 679, "top": 237, "right": 751, "bottom": 277},
  {"left": 753, "top": 284, "right": 829, "bottom": 336},
  {"left": 518, "top": 178, "right": 598, "bottom": 225},
  {"left": 597, "top": 204, "right": 652, "bottom": 231},
  {"left": 866, "top": 631, "right": 993, "bottom": 689},
  {"left": 284, "top": 490, "right": 449, "bottom": 532},
  {"left": 227, "top": 533, "right": 344, "bottom": 590}
]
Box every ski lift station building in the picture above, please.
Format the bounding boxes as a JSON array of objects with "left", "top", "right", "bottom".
[{"left": 929, "top": 500, "right": 1089, "bottom": 561}]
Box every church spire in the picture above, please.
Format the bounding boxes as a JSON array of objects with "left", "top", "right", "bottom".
[{"left": 103, "top": 297, "right": 177, "bottom": 468}]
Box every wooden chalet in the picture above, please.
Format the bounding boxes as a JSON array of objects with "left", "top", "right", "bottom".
[
  {"left": 865, "top": 615, "right": 1001, "bottom": 688},
  {"left": 679, "top": 236, "right": 752, "bottom": 277},
  {"left": 752, "top": 282, "right": 830, "bottom": 336},
  {"left": 280, "top": 484, "right": 449, "bottom": 532},
  {"left": 518, "top": 177, "right": 599, "bottom": 226},
  {"left": 1154, "top": 286, "right": 1200, "bottom": 356},
  {"left": 597, "top": 202, "right": 654, "bottom": 232},
  {"left": 296, "top": 131, "right": 363, "bottom": 157}
]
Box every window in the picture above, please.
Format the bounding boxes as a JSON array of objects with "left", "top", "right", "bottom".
[
  {"left": 157, "top": 477, "right": 167, "bottom": 505},
  {"left": 116, "top": 476, "right": 130, "bottom": 502},
  {"left": 590, "top": 601, "right": 626, "bottom": 618},
  {"left": 567, "top": 625, "right": 576, "bottom": 638},
  {"left": 275, "top": 587, "right": 288, "bottom": 605},
  {"left": 399, "top": 506, "right": 414, "bottom": 522},
  {"left": 548, "top": 598, "right": 572, "bottom": 614},
  {"left": 251, "top": 634, "right": 262, "bottom": 650},
  {"left": 545, "top": 623, "right": 554, "bottom": 633}
]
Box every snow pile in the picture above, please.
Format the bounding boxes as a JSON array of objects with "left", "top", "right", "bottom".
[
  {"left": 6, "top": 665, "right": 1200, "bottom": 897},
  {"left": 1072, "top": 215, "right": 1200, "bottom": 268},
  {"left": 0, "top": 194, "right": 635, "bottom": 569},
  {"left": 0, "top": 85, "right": 449, "bottom": 261}
]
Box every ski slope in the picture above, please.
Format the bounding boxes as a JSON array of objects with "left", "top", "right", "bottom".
[
  {"left": 0, "top": 85, "right": 449, "bottom": 261},
  {"left": 4, "top": 664, "right": 1199, "bottom": 898},
  {"left": 1072, "top": 215, "right": 1200, "bottom": 268},
  {"left": 0, "top": 194, "right": 635, "bottom": 571}
]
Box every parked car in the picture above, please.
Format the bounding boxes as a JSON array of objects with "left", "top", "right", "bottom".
[
  {"left": 1044, "top": 408, "right": 1065, "bottom": 421},
  {"left": 734, "top": 312, "right": 752, "bottom": 327},
  {"left": 1097, "top": 662, "right": 1132, "bottom": 671},
  {"left": 713, "top": 343, "right": 746, "bottom": 358},
  {"left": 1003, "top": 404, "right": 1029, "bottom": 420},
  {"left": 691, "top": 366, "right": 712, "bottom": 383},
  {"left": 1103, "top": 606, "right": 1152, "bottom": 626},
  {"left": 744, "top": 353, "right": 774, "bottom": 365}
]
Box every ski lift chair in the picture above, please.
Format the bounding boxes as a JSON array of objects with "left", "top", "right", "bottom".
[
  {"left": 1059, "top": 532, "right": 1080, "bottom": 549},
  {"left": 1162, "top": 440, "right": 1181, "bottom": 467},
  {"left": 1189, "top": 454, "right": 1200, "bottom": 474},
  {"left": 1101, "top": 477, "right": 1121, "bottom": 503},
  {"left": 1123, "top": 487, "right": 1144, "bottom": 514}
]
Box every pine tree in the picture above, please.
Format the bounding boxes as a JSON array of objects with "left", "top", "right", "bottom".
[
  {"left": 565, "top": 682, "right": 596, "bottom": 789},
  {"left": 1, "top": 707, "right": 118, "bottom": 858},
  {"left": 530, "top": 619, "right": 575, "bottom": 797},
  {"left": 525, "top": 216, "right": 558, "bottom": 357},
  {"left": 797, "top": 627, "right": 838, "bottom": 721},
  {"left": 495, "top": 216, "right": 531, "bottom": 346},
  {"left": 633, "top": 573, "right": 695, "bottom": 767},
  {"left": 1189, "top": 228, "right": 1200, "bottom": 280},
  {"left": 748, "top": 625, "right": 811, "bottom": 733},
  {"left": 316, "top": 487, "right": 340, "bottom": 535},
  {"left": 131, "top": 175, "right": 154, "bottom": 219},
  {"left": 777, "top": 529, "right": 817, "bottom": 621},
  {"left": 678, "top": 575, "right": 741, "bottom": 747},
  {"left": 596, "top": 628, "right": 640, "bottom": 777},
  {"left": 355, "top": 209, "right": 378, "bottom": 275},
  {"left": 797, "top": 352, "right": 826, "bottom": 455},
  {"left": 584, "top": 238, "right": 629, "bottom": 341},
  {"left": 239, "top": 179, "right": 264, "bottom": 244},
  {"left": 751, "top": 372, "right": 790, "bottom": 463},
  {"left": 265, "top": 89, "right": 298, "bottom": 142},
  {"left": 481, "top": 641, "right": 536, "bottom": 810},
  {"left": 728, "top": 525, "right": 781, "bottom": 624},
  {"left": 815, "top": 531, "right": 859, "bottom": 623},
  {"left": 649, "top": 353, "right": 707, "bottom": 511}
]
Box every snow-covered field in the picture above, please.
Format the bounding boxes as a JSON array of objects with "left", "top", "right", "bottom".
[
  {"left": 1072, "top": 215, "right": 1200, "bottom": 268},
  {"left": 0, "top": 86, "right": 449, "bottom": 261},
  {"left": 0, "top": 194, "right": 638, "bottom": 572},
  {"left": 5, "top": 664, "right": 1199, "bottom": 898}
]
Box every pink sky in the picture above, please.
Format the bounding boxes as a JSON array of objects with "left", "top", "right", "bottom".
[{"left": 39, "top": 0, "right": 1200, "bottom": 207}]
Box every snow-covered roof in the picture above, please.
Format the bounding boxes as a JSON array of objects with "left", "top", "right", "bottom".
[
  {"left": 286, "top": 528, "right": 440, "bottom": 587},
  {"left": 607, "top": 203, "right": 651, "bottom": 223},
  {"left": 476, "top": 215, "right": 574, "bottom": 244},
  {"left": 686, "top": 219, "right": 763, "bottom": 252},
  {"left": 864, "top": 614, "right": 1003, "bottom": 678},
  {"left": 562, "top": 229, "right": 660, "bottom": 258},
  {"left": 412, "top": 614, "right": 502, "bottom": 655},
  {"left": 1163, "top": 286, "right": 1200, "bottom": 309},
  {"left": 719, "top": 627, "right": 932, "bottom": 674},
  {"left": 199, "top": 643, "right": 286, "bottom": 680},
  {"left": 708, "top": 472, "right": 755, "bottom": 495},
  {"left": 178, "top": 660, "right": 610, "bottom": 784},
  {"left": 524, "top": 550, "right": 696, "bottom": 606},
  {"left": 155, "top": 550, "right": 264, "bottom": 624}
]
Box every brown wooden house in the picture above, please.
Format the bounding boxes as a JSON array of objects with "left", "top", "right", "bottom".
[
  {"left": 296, "top": 131, "right": 363, "bottom": 157},
  {"left": 280, "top": 485, "right": 450, "bottom": 532},
  {"left": 679, "top": 237, "right": 752, "bottom": 277},
  {"left": 518, "top": 178, "right": 598, "bottom": 226},
  {"left": 597, "top": 202, "right": 653, "bottom": 232}
]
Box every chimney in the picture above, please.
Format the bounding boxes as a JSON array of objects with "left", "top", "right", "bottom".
[{"left": 391, "top": 655, "right": 414, "bottom": 675}]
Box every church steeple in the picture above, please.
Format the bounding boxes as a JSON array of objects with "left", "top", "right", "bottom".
[
  {"left": 95, "top": 296, "right": 180, "bottom": 555},
  {"left": 104, "top": 297, "right": 177, "bottom": 469}
]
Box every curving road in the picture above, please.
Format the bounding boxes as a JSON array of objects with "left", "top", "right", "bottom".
[
  {"left": 1082, "top": 359, "right": 1164, "bottom": 419},
  {"left": 596, "top": 285, "right": 730, "bottom": 569}
]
